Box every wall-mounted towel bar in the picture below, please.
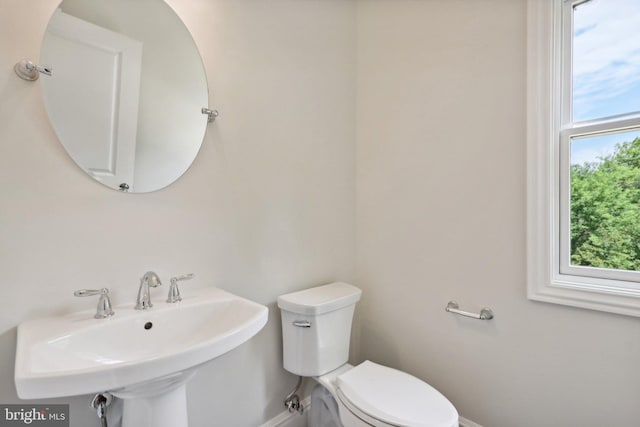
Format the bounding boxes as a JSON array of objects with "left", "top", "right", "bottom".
[{"left": 445, "top": 301, "right": 494, "bottom": 320}]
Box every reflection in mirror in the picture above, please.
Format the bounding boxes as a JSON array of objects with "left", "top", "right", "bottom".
[{"left": 40, "top": 0, "right": 208, "bottom": 193}]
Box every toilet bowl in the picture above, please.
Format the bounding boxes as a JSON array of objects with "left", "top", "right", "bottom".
[
  {"left": 278, "top": 283, "right": 458, "bottom": 427},
  {"left": 310, "top": 383, "right": 341, "bottom": 427}
]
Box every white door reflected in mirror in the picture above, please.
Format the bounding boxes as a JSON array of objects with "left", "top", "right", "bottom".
[{"left": 40, "top": 0, "right": 209, "bottom": 193}]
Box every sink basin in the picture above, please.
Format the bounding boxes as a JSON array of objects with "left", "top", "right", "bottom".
[{"left": 15, "top": 287, "right": 268, "bottom": 400}]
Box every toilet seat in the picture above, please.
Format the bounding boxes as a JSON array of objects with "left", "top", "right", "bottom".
[{"left": 336, "top": 361, "right": 458, "bottom": 427}]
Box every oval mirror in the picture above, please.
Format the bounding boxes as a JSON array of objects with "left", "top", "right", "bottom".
[{"left": 40, "top": 0, "right": 209, "bottom": 193}]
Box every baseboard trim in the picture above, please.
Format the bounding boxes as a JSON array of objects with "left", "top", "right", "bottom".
[
  {"left": 260, "top": 396, "right": 310, "bottom": 427},
  {"left": 459, "top": 415, "right": 483, "bottom": 427},
  {"left": 261, "top": 398, "right": 481, "bottom": 427}
]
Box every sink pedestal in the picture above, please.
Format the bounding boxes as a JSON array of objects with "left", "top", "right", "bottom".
[{"left": 112, "top": 370, "right": 196, "bottom": 427}]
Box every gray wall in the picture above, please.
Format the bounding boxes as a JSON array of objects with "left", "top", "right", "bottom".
[
  {"left": 355, "top": 1, "right": 640, "bottom": 426},
  {"left": 0, "top": 0, "right": 355, "bottom": 425},
  {"left": 2, "top": 1, "right": 639, "bottom": 427}
]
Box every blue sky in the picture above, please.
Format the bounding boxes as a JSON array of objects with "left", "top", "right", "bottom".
[{"left": 570, "top": 0, "right": 640, "bottom": 165}]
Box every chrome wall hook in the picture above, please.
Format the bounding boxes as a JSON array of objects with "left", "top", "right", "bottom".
[
  {"left": 201, "top": 107, "right": 219, "bottom": 123},
  {"left": 14, "top": 59, "right": 53, "bottom": 81}
]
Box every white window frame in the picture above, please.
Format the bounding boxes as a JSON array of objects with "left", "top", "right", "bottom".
[{"left": 527, "top": 0, "right": 640, "bottom": 317}]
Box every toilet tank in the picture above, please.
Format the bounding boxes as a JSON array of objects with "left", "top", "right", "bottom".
[{"left": 277, "top": 282, "right": 362, "bottom": 377}]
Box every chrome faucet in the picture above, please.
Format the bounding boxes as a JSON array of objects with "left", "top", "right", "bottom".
[
  {"left": 135, "top": 271, "right": 162, "bottom": 310},
  {"left": 166, "top": 273, "right": 194, "bottom": 303},
  {"left": 74, "top": 288, "right": 114, "bottom": 319}
]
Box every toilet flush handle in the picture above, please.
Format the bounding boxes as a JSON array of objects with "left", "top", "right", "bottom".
[{"left": 292, "top": 320, "right": 311, "bottom": 328}]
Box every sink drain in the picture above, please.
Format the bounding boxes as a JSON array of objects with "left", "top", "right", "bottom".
[{"left": 144, "top": 322, "right": 153, "bottom": 330}]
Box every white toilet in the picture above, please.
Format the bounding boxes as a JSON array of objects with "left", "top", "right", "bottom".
[{"left": 277, "top": 282, "right": 459, "bottom": 427}]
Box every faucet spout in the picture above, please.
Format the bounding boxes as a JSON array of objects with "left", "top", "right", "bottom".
[{"left": 135, "top": 271, "right": 162, "bottom": 310}]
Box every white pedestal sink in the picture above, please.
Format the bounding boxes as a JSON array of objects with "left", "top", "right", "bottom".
[{"left": 14, "top": 287, "right": 268, "bottom": 427}]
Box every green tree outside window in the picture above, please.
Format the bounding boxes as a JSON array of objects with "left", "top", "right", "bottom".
[{"left": 571, "top": 137, "right": 640, "bottom": 270}]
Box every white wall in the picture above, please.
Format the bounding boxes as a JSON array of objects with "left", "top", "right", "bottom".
[
  {"left": 355, "top": 1, "right": 640, "bottom": 426},
  {"left": 4, "top": 1, "right": 640, "bottom": 426},
  {"left": 0, "top": 0, "right": 355, "bottom": 426}
]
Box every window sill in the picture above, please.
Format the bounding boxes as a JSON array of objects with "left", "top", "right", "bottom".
[{"left": 528, "top": 276, "right": 640, "bottom": 317}]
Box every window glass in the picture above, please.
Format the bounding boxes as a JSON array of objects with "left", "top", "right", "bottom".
[
  {"left": 572, "top": 0, "right": 640, "bottom": 121},
  {"left": 570, "top": 129, "right": 640, "bottom": 271}
]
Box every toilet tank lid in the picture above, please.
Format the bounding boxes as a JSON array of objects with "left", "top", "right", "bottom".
[{"left": 277, "top": 282, "right": 362, "bottom": 315}]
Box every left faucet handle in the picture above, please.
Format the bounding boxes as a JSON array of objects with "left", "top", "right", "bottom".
[{"left": 74, "top": 288, "right": 114, "bottom": 319}]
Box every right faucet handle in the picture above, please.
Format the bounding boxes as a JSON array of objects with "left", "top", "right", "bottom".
[{"left": 167, "top": 273, "right": 194, "bottom": 303}]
